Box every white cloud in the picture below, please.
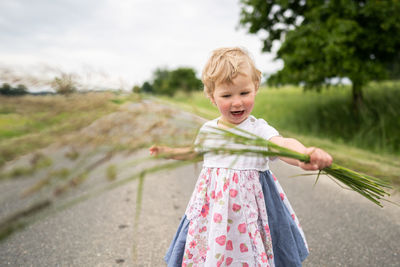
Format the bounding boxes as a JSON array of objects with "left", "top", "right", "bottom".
[{"left": 0, "top": 0, "right": 282, "bottom": 90}]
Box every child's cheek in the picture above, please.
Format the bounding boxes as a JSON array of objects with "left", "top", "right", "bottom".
[{"left": 219, "top": 100, "right": 231, "bottom": 112}]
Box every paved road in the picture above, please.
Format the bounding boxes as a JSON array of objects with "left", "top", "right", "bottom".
[
  {"left": 1, "top": 155, "right": 399, "bottom": 266},
  {"left": 272, "top": 161, "right": 400, "bottom": 267}
]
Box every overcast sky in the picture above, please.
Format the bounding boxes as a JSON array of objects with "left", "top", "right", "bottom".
[{"left": 0, "top": 0, "right": 282, "bottom": 90}]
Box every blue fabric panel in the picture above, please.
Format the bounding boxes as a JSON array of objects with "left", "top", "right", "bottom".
[
  {"left": 259, "top": 170, "right": 308, "bottom": 267},
  {"left": 164, "top": 215, "right": 189, "bottom": 267}
]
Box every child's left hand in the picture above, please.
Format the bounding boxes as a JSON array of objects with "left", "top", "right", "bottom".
[{"left": 298, "top": 147, "right": 333, "bottom": 171}]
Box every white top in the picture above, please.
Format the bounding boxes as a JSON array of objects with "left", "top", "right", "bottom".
[{"left": 195, "top": 115, "right": 279, "bottom": 171}]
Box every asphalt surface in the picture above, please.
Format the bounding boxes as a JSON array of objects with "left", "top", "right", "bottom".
[
  {"left": 272, "top": 161, "right": 400, "bottom": 267},
  {"left": 1, "top": 157, "right": 399, "bottom": 266}
]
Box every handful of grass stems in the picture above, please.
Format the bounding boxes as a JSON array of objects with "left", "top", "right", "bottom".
[{"left": 197, "top": 125, "right": 393, "bottom": 208}]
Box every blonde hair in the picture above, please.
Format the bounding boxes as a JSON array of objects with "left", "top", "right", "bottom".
[{"left": 201, "top": 47, "right": 261, "bottom": 99}]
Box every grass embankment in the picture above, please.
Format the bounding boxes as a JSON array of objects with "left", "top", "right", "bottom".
[
  {"left": 159, "top": 82, "right": 400, "bottom": 187},
  {"left": 0, "top": 92, "right": 136, "bottom": 167}
]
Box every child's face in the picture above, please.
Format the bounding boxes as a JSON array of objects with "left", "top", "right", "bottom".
[{"left": 212, "top": 71, "right": 257, "bottom": 126}]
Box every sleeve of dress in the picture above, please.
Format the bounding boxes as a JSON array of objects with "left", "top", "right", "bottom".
[
  {"left": 256, "top": 119, "right": 280, "bottom": 161},
  {"left": 257, "top": 118, "right": 280, "bottom": 141},
  {"left": 193, "top": 123, "right": 208, "bottom": 153}
]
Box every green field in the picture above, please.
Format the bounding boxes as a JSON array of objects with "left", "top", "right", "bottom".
[
  {"left": 158, "top": 82, "right": 400, "bottom": 186},
  {"left": 0, "top": 92, "right": 136, "bottom": 167}
]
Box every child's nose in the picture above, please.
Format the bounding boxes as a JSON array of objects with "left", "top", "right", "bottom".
[{"left": 232, "top": 97, "right": 242, "bottom": 107}]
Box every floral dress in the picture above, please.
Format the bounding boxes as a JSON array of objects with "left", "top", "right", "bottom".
[{"left": 165, "top": 116, "right": 308, "bottom": 267}]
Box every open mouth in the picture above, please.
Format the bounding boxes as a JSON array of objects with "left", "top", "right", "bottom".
[{"left": 231, "top": 110, "right": 245, "bottom": 117}]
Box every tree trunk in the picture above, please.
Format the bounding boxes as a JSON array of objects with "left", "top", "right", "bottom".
[{"left": 352, "top": 81, "right": 364, "bottom": 114}]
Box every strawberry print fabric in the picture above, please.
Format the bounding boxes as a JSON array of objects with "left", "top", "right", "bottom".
[{"left": 183, "top": 168, "right": 275, "bottom": 266}]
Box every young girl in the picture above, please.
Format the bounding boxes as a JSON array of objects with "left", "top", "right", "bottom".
[{"left": 150, "top": 47, "right": 332, "bottom": 267}]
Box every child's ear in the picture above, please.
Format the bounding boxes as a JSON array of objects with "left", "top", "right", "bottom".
[
  {"left": 254, "top": 82, "right": 260, "bottom": 94},
  {"left": 209, "top": 95, "right": 216, "bottom": 105}
]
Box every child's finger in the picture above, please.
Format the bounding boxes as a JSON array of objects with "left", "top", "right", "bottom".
[
  {"left": 149, "top": 145, "right": 159, "bottom": 155},
  {"left": 307, "top": 148, "right": 332, "bottom": 169},
  {"left": 299, "top": 161, "right": 319, "bottom": 171},
  {"left": 314, "top": 150, "right": 332, "bottom": 169}
]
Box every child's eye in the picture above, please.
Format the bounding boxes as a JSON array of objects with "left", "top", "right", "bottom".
[
  {"left": 241, "top": 91, "right": 249, "bottom": 95},
  {"left": 222, "top": 95, "right": 231, "bottom": 98}
]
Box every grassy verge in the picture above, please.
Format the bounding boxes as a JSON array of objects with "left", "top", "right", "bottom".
[
  {"left": 0, "top": 92, "right": 138, "bottom": 167},
  {"left": 279, "top": 130, "right": 400, "bottom": 189},
  {"left": 154, "top": 85, "right": 400, "bottom": 187},
  {"left": 253, "top": 82, "right": 400, "bottom": 155}
]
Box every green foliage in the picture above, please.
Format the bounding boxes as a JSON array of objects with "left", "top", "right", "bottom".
[
  {"left": 110, "top": 99, "right": 125, "bottom": 105},
  {"left": 51, "top": 73, "right": 77, "bottom": 94},
  {"left": 152, "top": 68, "right": 171, "bottom": 95},
  {"left": 141, "top": 81, "right": 154, "bottom": 93},
  {"left": 65, "top": 149, "right": 79, "bottom": 160},
  {"left": 50, "top": 168, "right": 71, "bottom": 179},
  {"left": 106, "top": 164, "right": 117, "bottom": 181},
  {"left": 110, "top": 94, "right": 140, "bottom": 105},
  {"left": 386, "top": 54, "right": 400, "bottom": 79},
  {"left": 239, "top": 0, "right": 400, "bottom": 109},
  {"left": 168, "top": 68, "right": 203, "bottom": 94},
  {"left": 132, "top": 85, "right": 141, "bottom": 94},
  {"left": 252, "top": 83, "right": 400, "bottom": 155},
  {"left": 143, "top": 67, "right": 202, "bottom": 96},
  {"left": 0, "top": 83, "right": 28, "bottom": 96}
]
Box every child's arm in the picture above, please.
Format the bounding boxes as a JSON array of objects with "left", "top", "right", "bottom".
[
  {"left": 149, "top": 145, "right": 198, "bottom": 161},
  {"left": 269, "top": 136, "right": 333, "bottom": 170}
]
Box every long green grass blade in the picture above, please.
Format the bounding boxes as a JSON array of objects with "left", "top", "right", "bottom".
[{"left": 197, "top": 125, "right": 393, "bottom": 207}]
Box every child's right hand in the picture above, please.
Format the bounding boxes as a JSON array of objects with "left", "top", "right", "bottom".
[
  {"left": 149, "top": 145, "right": 197, "bottom": 161},
  {"left": 298, "top": 147, "right": 333, "bottom": 170},
  {"left": 149, "top": 145, "right": 168, "bottom": 156}
]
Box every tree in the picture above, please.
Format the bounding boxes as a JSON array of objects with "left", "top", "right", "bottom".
[
  {"left": 148, "top": 67, "right": 202, "bottom": 96},
  {"left": 51, "top": 73, "right": 77, "bottom": 94},
  {"left": 152, "top": 68, "right": 173, "bottom": 95},
  {"left": 239, "top": 0, "right": 400, "bottom": 111},
  {"left": 15, "top": 84, "right": 28, "bottom": 95},
  {"left": 141, "top": 81, "right": 154, "bottom": 94},
  {"left": 0, "top": 83, "right": 12, "bottom": 95},
  {"left": 169, "top": 68, "right": 203, "bottom": 94},
  {"left": 0, "top": 83, "right": 27, "bottom": 96},
  {"left": 132, "top": 85, "right": 141, "bottom": 94},
  {"left": 386, "top": 53, "right": 400, "bottom": 79}
]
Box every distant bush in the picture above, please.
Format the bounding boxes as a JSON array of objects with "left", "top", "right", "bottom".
[
  {"left": 51, "top": 73, "right": 77, "bottom": 94},
  {"left": 0, "top": 83, "right": 28, "bottom": 96},
  {"left": 132, "top": 85, "right": 141, "bottom": 94},
  {"left": 141, "top": 81, "right": 154, "bottom": 94},
  {"left": 142, "top": 67, "right": 202, "bottom": 96}
]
